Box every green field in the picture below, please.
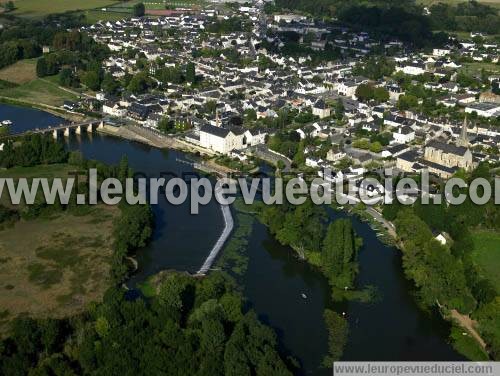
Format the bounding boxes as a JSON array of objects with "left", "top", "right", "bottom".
[
  {"left": 460, "top": 62, "right": 500, "bottom": 76},
  {"left": 11, "top": 0, "right": 119, "bottom": 18},
  {"left": 471, "top": 230, "right": 500, "bottom": 293},
  {"left": 0, "top": 77, "right": 77, "bottom": 107},
  {"left": 78, "top": 9, "right": 131, "bottom": 24},
  {"left": 0, "top": 164, "right": 74, "bottom": 179}
]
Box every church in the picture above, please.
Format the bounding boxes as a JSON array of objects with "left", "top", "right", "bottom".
[{"left": 421, "top": 117, "right": 476, "bottom": 178}]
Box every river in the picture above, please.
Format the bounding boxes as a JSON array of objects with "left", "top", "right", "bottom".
[{"left": 1, "top": 104, "right": 463, "bottom": 375}]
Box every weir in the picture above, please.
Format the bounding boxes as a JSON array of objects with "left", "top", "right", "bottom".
[{"left": 196, "top": 199, "right": 234, "bottom": 275}]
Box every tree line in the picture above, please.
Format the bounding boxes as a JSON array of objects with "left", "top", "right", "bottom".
[
  {"left": 273, "top": 0, "right": 447, "bottom": 48},
  {"left": 0, "top": 272, "right": 295, "bottom": 375},
  {"left": 383, "top": 163, "right": 500, "bottom": 359}
]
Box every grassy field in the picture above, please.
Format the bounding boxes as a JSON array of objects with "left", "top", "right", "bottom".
[
  {"left": 460, "top": 62, "right": 500, "bottom": 76},
  {"left": 471, "top": 230, "right": 500, "bottom": 293},
  {"left": 0, "top": 77, "right": 77, "bottom": 107},
  {"left": 79, "top": 9, "right": 131, "bottom": 24},
  {"left": 0, "top": 59, "right": 37, "bottom": 85},
  {"left": 0, "top": 164, "right": 74, "bottom": 179},
  {"left": 0, "top": 207, "right": 118, "bottom": 333},
  {"left": 11, "top": 0, "right": 119, "bottom": 18},
  {"left": 418, "top": 0, "right": 500, "bottom": 9},
  {"left": 449, "top": 325, "right": 490, "bottom": 361},
  {"left": 0, "top": 164, "right": 80, "bottom": 210},
  {"left": 0, "top": 163, "right": 119, "bottom": 334}
]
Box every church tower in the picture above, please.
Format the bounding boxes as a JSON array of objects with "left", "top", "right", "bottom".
[
  {"left": 456, "top": 116, "right": 469, "bottom": 147},
  {"left": 215, "top": 108, "right": 221, "bottom": 127}
]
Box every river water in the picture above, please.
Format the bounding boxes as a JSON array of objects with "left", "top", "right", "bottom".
[{"left": 2, "top": 104, "right": 463, "bottom": 375}]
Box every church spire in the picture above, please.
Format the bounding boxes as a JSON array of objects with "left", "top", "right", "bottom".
[
  {"left": 457, "top": 115, "right": 469, "bottom": 147},
  {"left": 215, "top": 108, "right": 221, "bottom": 127}
]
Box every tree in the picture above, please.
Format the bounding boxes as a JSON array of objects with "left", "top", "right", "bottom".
[
  {"left": 321, "top": 219, "right": 358, "bottom": 288},
  {"left": 58, "top": 68, "right": 78, "bottom": 88},
  {"left": 4, "top": 1, "right": 14, "bottom": 12},
  {"left": 373, "top": 87, "right": 389, "bottom": 103},
  {"left": 334, "top": 98, "right": 344, "bottom": 120},
  {"left": 118, "top": 155, "right": 130, "bottom": 182},
  {"left": 82, "top": 70, "right": 101, "bottom": 91},
  {"left": 244, "top": 108, "right": 257, "bottom": 122},
  {"left": 323, "top": 310, "right": 348, "bottom": 364},
  {"left": 355, "top": 84, "right": 377, "bottom": 102},
  {"left": 36, "top": 57, "right": 48, "bottom": 78},
  {"left": 185, "top": 62, "right": 195, "bottom": 84},
  {"left": 397, "top": 94, "right": 418, "bottom": 110},
  {"left": 101, "top": 73, "right": 120, "bottom": 95},
  {"left": 132, "top": 2, "right": 145, "bottom": 17},
  {"left": 127, "top": 72, "right": 148, "bottom": 94}
]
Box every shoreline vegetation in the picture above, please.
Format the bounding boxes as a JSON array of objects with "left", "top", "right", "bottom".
[{"left": 0, "top": 134, "right": 297, "bottom": 375}]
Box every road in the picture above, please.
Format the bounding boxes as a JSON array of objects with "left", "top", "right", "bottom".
[
  {"left": 365, "top": 206, "right": 397, "bottom": 239},
  {"left": 248, "top": 145, "right": 292, "bottom": 172}
]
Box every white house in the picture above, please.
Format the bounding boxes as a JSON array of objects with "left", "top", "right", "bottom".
[
  {"left": 102, "top": 101, "right": 127, "bottom": 117},
  {"left": 465, "top": 102, "right": 500, "bottom": 118},
  {"left": 395, "top": 62, "right": 426, "bottom": 76},
  {"left": 312, "top": 99, "right": 331, "bottom": 119},
  {"left": 392, "top": 126, "right": 415, "bottom": 144},
  {"left": 199, "top": 124, "right": 247, "bottom": 154},
  {"left": 337, "top": 80, "right": 359, "bottom": 98}
]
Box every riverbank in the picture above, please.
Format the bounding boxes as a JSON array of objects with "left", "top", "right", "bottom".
[
  {"left": 0, "top": 96, "right": 85, "bottom": 123},
  {"left": 97, "top": 124, "right": 238, "bottom": 176},
  {"left": 361, "top": 205, "right": 490, "bottom": 360}
]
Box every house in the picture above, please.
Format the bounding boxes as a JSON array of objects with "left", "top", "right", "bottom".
[
  {"left": 465, "top": 102, "right": 500, "bottom": 118},
  {"left": 396, "top": 150, "right": 420, "bottom": 173},
  {"left": 305, "top": 157, "right": 323, "bottom": 168},
  {"left": 392, "top": 126, "right": 415, "bottom": 144},
  {"left": 326, "top": 146, "right": 346, "bottom": 162},
  {"left": 96, "top": 92, "right": 107, "bottom": 101},
  {"left": 103, "top": 101, "right": 127, "bottom": 117},
  {"left": 432, "top": 48, "right": 450, "bottom": 57},
  {"left": 63, "top": 101, "right": 77, "bottom": 111},
  {"left": 337, "top": 80, "right": 359, "bottom": 98},
  {"left": 127, "top": 103, "right": 150, "bottom": 121},
  {"left": 199, "top": 124, "right": 247, "bottom": 154},
  {"left": 312, "top": 99, "right": 331, "bottom": 119},
  {"left": 381, "top": 143, "right": 410, "bottom": 158},
  {"left": 395, "top": 61, "right": 426, "bottom": 76},
  {"left": 244, "top": 128, "right": 268, "bottom": 146},
  {"left": 434, "top": 232, "right": 448, "bottom": 245}
]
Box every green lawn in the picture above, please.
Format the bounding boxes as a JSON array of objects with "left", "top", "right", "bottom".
[
  {"left": 471, "top": 230, "right": 500, "bottom": 293},
  {"left": 460, "top": 62, "right": 500, "bottom": 76},
  {"left": 11, "top": 0, "right": 119, "bottom": 18},
  {"left": 0, "top": 164, "right": 74, "bottom": 180},
  {"left": 79, "top": 9, "right": 131, "bottom": 24},
  {"left": 0, "top": 77, "right": 77, "bottom": 107}
]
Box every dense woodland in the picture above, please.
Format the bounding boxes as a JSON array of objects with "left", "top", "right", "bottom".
[
  {"left": 0, "top": 273, "right": 294, "bottom": 376},
  {"left": 271, "top": 0, "right": 500, "bottom": 46}
]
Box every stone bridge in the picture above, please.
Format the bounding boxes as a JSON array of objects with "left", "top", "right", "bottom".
[{"left": 4, "top": 120, "right": 105, "bottom": 140}]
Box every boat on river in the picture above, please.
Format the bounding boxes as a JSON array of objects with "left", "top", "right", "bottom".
[{"left": 1, "top": 120, "right": 12, "bottom": 126}]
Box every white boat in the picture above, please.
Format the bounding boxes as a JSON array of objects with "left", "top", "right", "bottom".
[
  {"left": 301, "top": 293, "right": 307, "bottom": 299},
  {"left": 1, "top": 120, "right": 12, "bottom": 126}
]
